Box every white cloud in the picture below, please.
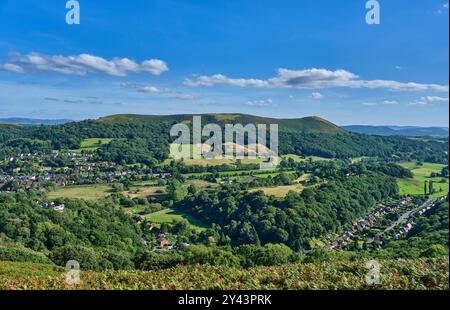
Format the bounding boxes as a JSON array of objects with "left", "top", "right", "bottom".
[
  {"left": 245, "top": 99, "right": 275, "bottom": 107},
  {"left": 310, "top": 92, "right": 324, "bottom": 100},
  {"left": 362, "top": 102, "right": 377, "bottom": 106},
  {"left": 383, "top": 100, "right": 399, "bottom": 105},
  {"left": 170, "top": 93, "right": 197, "bottom": 100},
  {"left": 0, "top": 63, "right": 24, "bottom": 73},
  {"left": 184, "top": 68, "right": 449, "bottom": 92},
  {"left": 138, "top": 86, "right": 161, "bottom": 93},
  {"left": 0, "top": 52, "right": 168, "bottom": 76},
  {"left": 409, "top": 96, "right": 449, "bottom": 106}
]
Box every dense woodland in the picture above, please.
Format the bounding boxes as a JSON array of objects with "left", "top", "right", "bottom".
[{"left": 0, "top": 119, "right": 448, "bottom": 164}]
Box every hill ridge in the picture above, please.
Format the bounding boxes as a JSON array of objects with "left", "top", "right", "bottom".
[{"left": 97, "top": 113, "right": 345, "bottom": 134}]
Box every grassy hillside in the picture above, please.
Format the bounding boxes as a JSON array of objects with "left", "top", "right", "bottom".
[
  {"left": 97, "top": 114, "right": 345, "bottom": 134},
  {"left": 397, "top": 162, "right": 448, "bottom": 197},
  {"left": 0, "top": 258, "right": 447, "bottom": 290}
]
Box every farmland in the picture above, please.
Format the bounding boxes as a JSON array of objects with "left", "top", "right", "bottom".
[
  {"left": 68, "top": 138, "right": 113, "bottom": 153},
  {"left": 145, "top": 208, "right": 208, "bottom": 231},
  {"left": 47, "top": 184, "right": 113, "bottom": 201},
  {"left": 397, "top": 162, "right": 448, "bottom": 197},
  {"left": 250, "top": 184, "right": 305, "bottom": 197}
]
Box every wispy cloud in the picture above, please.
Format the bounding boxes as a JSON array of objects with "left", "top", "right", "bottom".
[
  {"left": 436, "top": 2, "right": 449, "bottom": 13},
  {"left": 361, "top": 102, "right": 378, "bottom": 106},
  {"left": 245, "top": 99, "right": 276, "bottom": 107},
  {"left": 0, "top": 53, "right": 168, "bottom": 76},
  {"left": 409, "top": 96, "right": 449, "bottom": 106},
  {"left": 310, "top": 92, "right": 324, "bottom": 100},
  {"left": 138, "top": 86, "right": 162, "bottom": 93},
  {"left": 184, "top": 68, "right": 449, "bottom": 92},
  {"left": 383, "top": 100, "right": 399, "bottom": 105}
]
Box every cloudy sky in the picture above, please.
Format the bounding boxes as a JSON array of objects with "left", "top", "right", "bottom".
[{"left": 0, "top": 0, "right": 448, "bottom": 126}]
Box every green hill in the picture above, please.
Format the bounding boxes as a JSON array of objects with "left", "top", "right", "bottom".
[{"left": 97, "top": 114, "right": 345, "bottom": 134}]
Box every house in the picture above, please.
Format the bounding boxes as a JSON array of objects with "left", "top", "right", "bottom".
[
  {"left": 157, "top": 237, "right": 171, "bottom": 248},
  {"left": 53, "top": 204, "right": 65, "bottom": 212}
]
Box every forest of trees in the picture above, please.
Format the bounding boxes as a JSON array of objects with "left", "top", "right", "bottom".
[
  {"left": 176, "top": 172, "right": 399, "bottom": 250},
  {"left": 0, "top": 120, "right": 448, "bottom": 164}
]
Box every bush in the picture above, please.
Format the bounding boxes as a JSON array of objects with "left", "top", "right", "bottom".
[
  {"left": 237, "top": 243, "right": 299, "bottom": 267},
  {"left": 50, "top": 245, "right": 103, "bottom": 271},
  {"left": 140, "top": 251, "right": 184, "bottom": 270},
  {"left": 0, "top": 245, "right": 51, "bottom": 264}
]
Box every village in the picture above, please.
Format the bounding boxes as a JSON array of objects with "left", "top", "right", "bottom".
[
  {"left": 0, "top": 151, "right": 171, "bottom": 191},
  {"left": 328, "top": 196, "right": 446, "bottom": 251}
]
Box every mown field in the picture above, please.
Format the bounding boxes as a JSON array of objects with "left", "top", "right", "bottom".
[
  {"left": 47, "top": 184, "right": 113, "bottom": 201},
  {"left": 250, "top": 184, "right": 305, "bottom": 197},
  {"left": 0, "top": 258, "right": 447, "bottom": 290},
  {"left": 397, "top": 162, "right": 448, "bottom": 197},
  {"left": 145, "top": 208, "right": 208, "bottom": 231}
]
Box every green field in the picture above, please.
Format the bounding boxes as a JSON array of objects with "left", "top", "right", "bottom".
[
  {"left": 0, "top": 258, "right": 447, "bottom": 290},
  {"left": 47, "top": 184, "right": 112, "bottom": 200},
  {"left": 146, "top": 208, "right": 208, "bottom": 231},
  {"left": 397, "top": 162, "right": 448, "bottom": 197},
  {"left": 68, "top": 138, "right": 113, "bottom": 153}
]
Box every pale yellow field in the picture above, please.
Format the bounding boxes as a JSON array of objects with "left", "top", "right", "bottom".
[{"left": 250, "top": 184, "right": 305, "bottom": 197}]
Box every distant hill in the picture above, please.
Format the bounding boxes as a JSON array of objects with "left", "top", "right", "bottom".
[
  {"left": 0, "top": 118, "right": 72, "bottom": 126},
  {"left": 97, "top": 114, "right": 345, "bottom": 134},
  {"left": 343, "top": 125, "right": 449, "bottom": 137}
]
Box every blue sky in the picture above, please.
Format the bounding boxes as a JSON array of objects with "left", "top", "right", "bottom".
[{"left": 0, "top": 0, "right": 448, "bottom": 126}]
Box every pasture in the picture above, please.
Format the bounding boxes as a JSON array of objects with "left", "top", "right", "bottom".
[
  {"left": 69, "top": 138, "right": 113, "bottom": 153},
  {"left": 146, "top": 208, "right": 208, "bottom": 231},
  {"left": 47, "top": 184, "right": 112, "bottom": 200},
  {"left": 397, "top": 162, "right": 448, "bottom": 197}
]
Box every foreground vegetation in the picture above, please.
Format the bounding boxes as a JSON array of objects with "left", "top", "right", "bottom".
[{"left": 0, "top": 258, "right": 447, "bottom": 290}]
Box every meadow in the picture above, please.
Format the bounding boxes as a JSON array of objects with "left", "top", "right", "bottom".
[
  {"left": 145, "top": 208, "right": 208, "bottom": 231},
  {"left": 68, "top": 138, "right": 113, "bottom": 153},
  {"left": 47, "top": 184, "right": 113, "bottom": 201},
  {"left": 397, "top": 162, "right": 448, "bottom": 197},
  {"left": 250, "top": 184, "right": 305, "bottom": 198}
]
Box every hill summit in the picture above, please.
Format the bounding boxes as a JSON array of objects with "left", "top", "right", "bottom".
[{"left": 97, "top": 113, "right": 345, "bottom": 134}]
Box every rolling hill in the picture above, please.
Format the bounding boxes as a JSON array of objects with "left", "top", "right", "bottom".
[
  {"left": 343, "top": 125, "right": 449, "bottom": 137},
  {"left": 0, "top": 118, "right": 72, "bottom": 126},
  {"left": 97, "top": 114, "right": 346, "bottom": 134}
]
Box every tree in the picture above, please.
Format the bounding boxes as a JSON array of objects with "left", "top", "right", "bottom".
[
  {"left": 167, "top": 179, "right": 186, "bottom": 203},
  {"left": 428, "top": 180, "right": 434, "bottom": 195}
]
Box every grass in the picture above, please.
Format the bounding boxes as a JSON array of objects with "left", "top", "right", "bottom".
[
  {"left": 397, "top": 162, "right": 448, "bottom": 197},
  {"left": 47, "top": 184, "right": 112, "bottom": 201},
  {"left": 123, "top": 183, "right": 166, "bottom": 199},
  {"left": 68, "top": 138, "right": 113, "bottom": 153},
  {"left": 250, "top": 184, "right": 305, "bottom": 197},
  {"left": 0, "top": 258, "right": 447, "bottom": 290},
  {"left": 146, "top": 208, "right": 208, "bottom": 231}
]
